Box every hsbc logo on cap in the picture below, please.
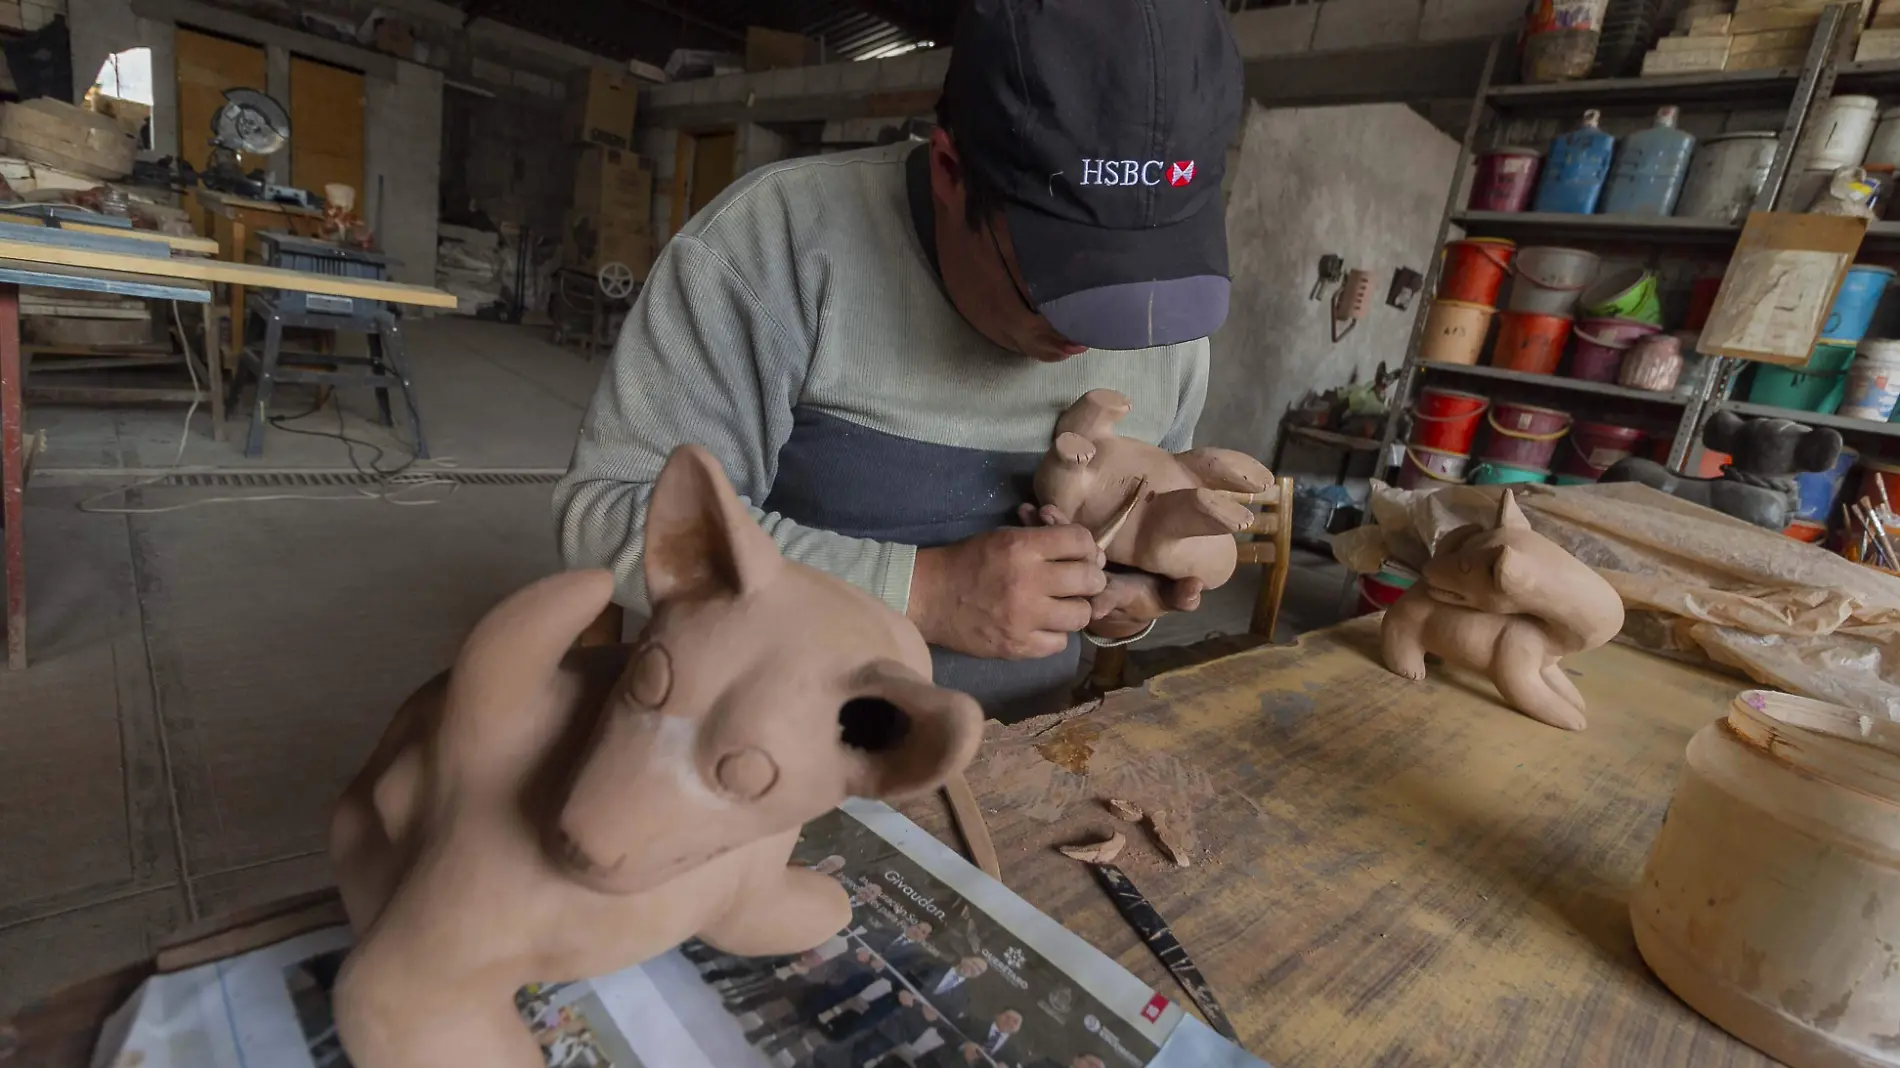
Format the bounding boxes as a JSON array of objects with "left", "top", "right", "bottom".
[{"left": 1079, "top": 158, "right": 1197, "bottom": 187}]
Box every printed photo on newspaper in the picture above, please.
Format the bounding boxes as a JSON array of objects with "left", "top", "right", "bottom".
[{"left": 92, "top": 800, "right": 1266, "bottom": 1068}]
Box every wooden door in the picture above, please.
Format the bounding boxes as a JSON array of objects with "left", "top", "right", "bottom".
[
  {"left": 289, "top": 56, "right": 365, "bottom": 200},
  {"left": 174, "top": 28, "right": 267, "bottom": 175},
  {"left": 689, "top": 131, "right": 736, "bottom": 215}
]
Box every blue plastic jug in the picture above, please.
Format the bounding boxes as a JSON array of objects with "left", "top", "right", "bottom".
[
  {"left": 1601, "top": 106, "right": 1698, "bottom": 216},
  {"left": 1532, "top": 109, "right": 1616, "bottom": 215}
]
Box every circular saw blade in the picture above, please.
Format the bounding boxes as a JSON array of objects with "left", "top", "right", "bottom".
[{"left": 213, "top": 88, "right": 290, "bottom": 156}]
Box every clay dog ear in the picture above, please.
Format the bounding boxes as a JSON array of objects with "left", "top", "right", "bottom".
[
  {"left": 441, "top": 570, "right": 616, "bottom": 755},
  {"left": 1791, "top": 426, "right": 1845, "bottom": 475},
  {"left": 644, "top": 445, "right": 783, "bottom": 604},
  {"left": 836, "top": 661, "right": 984, "bottom": 802},
  {"left": 1702, "top": 410, "right": 1746, "bottom": 454},
  {"left": 1496, "top": 489, "right": 1532, "bottom": 531}
]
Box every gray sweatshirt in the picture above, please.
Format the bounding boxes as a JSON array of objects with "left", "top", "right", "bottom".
[{"left": 554, "top": 142, "right": 1207, "bottom": 721}]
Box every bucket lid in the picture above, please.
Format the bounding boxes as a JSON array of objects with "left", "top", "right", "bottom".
[
  {"left": 1451, "top": 237, "right": 1517, "bottom": 248},
  {"left": 1483, "top": 146, "right": 1543, "bottom": 157},
  {"left": 1419, "top": 386, "right": 1489, "bottom": 402},
  {"left": 1430, "top": 298, "right": 1497, "bottom": 313},
  {"left": 1849, "top": 264, "right": 1899, "bottom": 278},
  {"left": 1833, "top": 95, "right": 1881, "bottom": 109},
  {"left": 1494, "top": 401, "right": 1572, "bottom": 419},
  {"left": 1407, "top": 443, "right": 1471, "bottom": 459},
  {"left": 1857, "top": 338, "right": 1900, "bottom": 357},
  {"left": 1479, "top": 461, "right": 1551, "bottom": 474}
]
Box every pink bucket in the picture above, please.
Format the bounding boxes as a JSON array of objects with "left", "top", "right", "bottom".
[
  {"left": 1568, "top": 318, "right": 1660, "bottom": 383},
  {"left": 1470, "top": 148, "right": 1543, "bottom": 213}
]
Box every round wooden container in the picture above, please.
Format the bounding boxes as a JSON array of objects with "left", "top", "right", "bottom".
[{"left": 1632, "top": 691, "right": 1900, "bottom": 1068}]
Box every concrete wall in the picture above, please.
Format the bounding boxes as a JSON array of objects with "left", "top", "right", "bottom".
[
  {"left": 1197, "top": 101, "right": 1459, "bottom": 465},
  {"left": 365, "top": 58, "right": 442, "bottom": 284}
]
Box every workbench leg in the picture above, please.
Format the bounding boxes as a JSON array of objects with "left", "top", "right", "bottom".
[
  {"left": 1, "top": 284, "right": 26, "bottom": 670},
  {"left": 228, "top": 219, "right": 247, "bottom": 373},
  {"left": 200, "top": 299, "right": 225, "bottom": 444}
]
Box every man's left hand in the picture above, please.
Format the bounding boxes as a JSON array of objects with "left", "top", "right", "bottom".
[{"left": 1088, "top": 572, "right": 1203, "bottom": 640}]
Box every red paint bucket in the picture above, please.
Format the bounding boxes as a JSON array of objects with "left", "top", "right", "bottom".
[
  {"left": 1556, "top": 420, "right": 1646, "bottom": 481},
  {"left": 1568, "top": 318, "right": 1658, "bottom": 382},
  {"left": 1492, "top": 311, "right": 1573, "bottom": 374},
  {"left": 1357, "top": 569, "right": 1416, "bottom": 615},
  {"left": 1439, "top": 238, "right": 1515, "bottom": 306},
  {"left": 1685, "top": 275, "right": 1724, "bottom": 331},
  {"left": 1396, "top": 445, "right": 1471, "bottom": 490},
  {"left": 1469, "top": 147, "right": 1543, "bottom": 213},
  {"left": 1649, "top": 437, "right": 1732, "bottom": 477},
  {"left": 1409, "top": 387, "right": 1490, "bottom": 454},
  {"left": 1482, "top": 401, "right": 1572, "bottom": 469}
]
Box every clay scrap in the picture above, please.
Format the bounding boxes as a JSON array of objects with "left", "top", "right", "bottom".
[
  {"left": 1148, "top": 809, "right": 1196, "bottom": 868},
  {"left": 1106, "top": 798, "right": 1145, "bottom": 822},
  {"left": 327, "top": 445, "right": 984, "bottom": 1068},
  {"left": 1059, "top": 832, "right": 1128, "bottom": 865},
  {"left": 1380, "top": 490, "right": 1623, "bottom": 732}
]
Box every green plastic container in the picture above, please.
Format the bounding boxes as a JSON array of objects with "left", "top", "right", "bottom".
[
  {"left": 1579, "top": 268, "right": 1662, "bottom": 326},
  {"left": 1551, "top": 473, "right": 1597, "bottom": 486},
  {"left": 1469, "top": 461, "right": 1551, "bottom": 485},
  {"left": 1748, "top": 341, "right": 1857, "bottom": 413}
]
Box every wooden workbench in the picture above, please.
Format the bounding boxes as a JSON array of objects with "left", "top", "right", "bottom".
[{"left": 899, "top": 617, "right": 1773, "bottom": 1067}]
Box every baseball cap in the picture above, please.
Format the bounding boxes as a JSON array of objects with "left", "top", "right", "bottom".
[{"left": 941, "top": 0, "right": 1244, "bottom": 351}]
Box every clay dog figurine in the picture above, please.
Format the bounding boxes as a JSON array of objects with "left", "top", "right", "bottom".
[
  {"left": 329, "top": 445, "right": 983, "bottom": 1068},
  {"left": 1380, "top": 490, "right": 1624, "bottom": 731},
  {"left": 1033, "top": 389, "right": 1275, "bottom": 589},
  {"left": 1600, "top": 411, "right": 1843, "bottom": 530}
]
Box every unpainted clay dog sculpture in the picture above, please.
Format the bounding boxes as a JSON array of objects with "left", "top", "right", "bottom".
[
  {"left": 1380, "top": 490, "right": 1624, "bottom": 731},
  {"left": 329, "top": 444, "right": 984, "bottom": 1068},
  {"left": 1034, "top": 389, "right": 1275, "bottom": 589}
]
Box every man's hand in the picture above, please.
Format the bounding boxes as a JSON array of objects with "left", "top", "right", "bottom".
[
  {"left": 1088, "top": 572, "right": 1204, "bottom": 641},
  {"left": 909, "top": 526, "right": 1107, "bottom": 659}
]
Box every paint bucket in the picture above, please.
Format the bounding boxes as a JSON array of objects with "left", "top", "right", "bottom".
[
  {"left": 1469, "top": 461, "right": 1552, "bottom": 486},
  {"left": 1685, "top": 275, "right": 1724, "bottom": 330},
  {"left": 1552, "top": 473, "right": 1598, "bottom": 487},
  {"left": 1469, "top": 149, "right": 1543, "bottom": 212},
  {"left": 1783, "top": 519, "right": 1829, "bottom": 544},
  {"left": 1524, "top": 29, "right": 1603, "bottom": 84},
  {"left": 1568, "top": 317, "right": 1658, "bottom": 382},
  {"left": 1439, "top": 239, "right": 1516, "bottom": 305},
  {"left": 1483, "top": 401, "right": 1572, "bottom": 469},
  {"left": 1492, "top": 311, "right": 1574, "bottom": 374},
  {"left": 1795, "top": 94, "right": 1881, "bottom": 172},
  {"left": 1619, "top": 333, "right": 1685, "bottom": 392},
  {"left": 1420, "top": 300, "right": 1496, "bottom": 366},
  {"left": 1793, "top": 445, "right": 1859, "bottom": 522},
  {"left": 1821, "top": 265, "right": 1896, "bottom": 342},
  {"left": 1396, "top": 445, "right": 1471, "bottom": 491},
  {"left": 1748, "top": 342, "right": 1858, "bottom": 413},
  {"left": 1866, "top": 106, "right": 1900, "bottom": 167},
  {"left": 1409, "top": 387, "right": 1490, "bottom": 454},
  {"left": 1557, "top": 420, "right": 1646, "bottom": 481},
  {"left": 1357, "top": 567, "right": 1417, "bottom": 616},
  {"left": 1578, "top": 267, "right": 1662, "bottom": 325},
  {"left": 1675, "top": 132, "right": 1779, "bottom": 224},
  {"left": 1840, "top": 339, "right": 1900, "bottom": 420},
  {"left": 1508, "top": 246, "right": 1599, "bottom": 317}
]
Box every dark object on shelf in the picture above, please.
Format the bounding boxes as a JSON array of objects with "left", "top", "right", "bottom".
[
  {"left": 3, "top": 16, "right": 73, "bottom": 103},
  {"left": 1592, "top": 0, "right": 1664, "bottom": 79},
  {"left": 1600, "top": 411, "right": 1844, "bottom": 529}
]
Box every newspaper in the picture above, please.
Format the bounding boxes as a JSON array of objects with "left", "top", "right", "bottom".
[{"left": 92, "top": 800, "right": 1267, "bottom": 1068}]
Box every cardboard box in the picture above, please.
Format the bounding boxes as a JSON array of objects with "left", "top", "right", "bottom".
[
  {"left": 567, "top": 67, "right": 638, "bottom": 150},
  {"left": 573, "top": 146, "right": 652, "bottom": 222},
  {"left": 1734, "top": 0, "right": 1830, "bottom": 11},
  {"left": 1657, "top": 34, "right": 1736, "bottom": 52},
  {"left": 1728, "top": 8, "right": 1821, "bottom": 32},
  {"left": 1858, "top": 26, "right": 1900, "bottom": 59},
  {"left": 1725, "top": 45, "right": 1811, "bottom": 69},
  {"left": 0, "top": 98, "right": 133, "bottom": 179},
  {"left": 1727, "top": 26, "right": 1817, "bottom": 51},
  {"left": 745, "top": 26, "right": 820, "bottom": 72},
  {"left": 84, "top": 92, "right": 150, "bottom": 140},
  {"left": 562, "top": 208, "right": 652, "bottom": 276},
  {"left": 1688, "top": 13, "right": 1733, "bottom": 34},
  {"left": 373, "top": 16, "right": 414, "bottom": 59},
  {"left": 1645, "top": 47, "right": 1732, "bottom": 75}
]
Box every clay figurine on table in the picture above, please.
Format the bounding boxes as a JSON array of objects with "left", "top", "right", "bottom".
[
  {"left": 1033, "top": 388, "right": 1274, "bottom": 590},
  {"left": 1380, "top": 490, "right": 1624, "bottom": 731},
  {"left": 328, "top": 445, "right": 984, "bottom": 1068},
  {"left": 1600, "top": 411, "right": 1843, "bottom": 530}
]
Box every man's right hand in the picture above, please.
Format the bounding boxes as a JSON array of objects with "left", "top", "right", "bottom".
[{"left": 909, "top": 526, "right": 1107, "bottom": 660}]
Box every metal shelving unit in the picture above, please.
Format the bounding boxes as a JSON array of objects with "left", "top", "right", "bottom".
[
  {"left": 1720, "top": 400, "right": 1900, "bottom": 436},
  {"left": 1377, "top": 4, "right": 1853, "bottom": 475}
]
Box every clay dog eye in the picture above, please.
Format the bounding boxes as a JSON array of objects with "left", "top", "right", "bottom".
[
  {"left": 838, "top": 697, "right": 910, "bottom": 752},
  {"left": 715, "top": 748, "right": 779, "bottom": 800},
  {"left": 628, "top": 643, "right": 671, "bottom": 708}
]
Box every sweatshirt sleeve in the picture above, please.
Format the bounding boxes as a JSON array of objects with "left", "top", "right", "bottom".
[
  {"left": 552, "top": 233, "right": 917, "bottom": 614},
  {"left": 1158, "top": 337, "right": 1210, "bottom": 453}
]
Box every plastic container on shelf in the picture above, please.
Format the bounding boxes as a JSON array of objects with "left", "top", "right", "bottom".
[
  {"left": 1619, "top": 333, "right": 1685, "bottom": 392},
  {"left": 1482, "top": 401, "right": 1573, "bottom": 469},
  {"left": 1866, "top": 105, "right": 1900, "bottom": 168},
  {"left": 1794, "top": 94, "right": 1881, "bottom": 172},
  {"left": 1591, "top": 0, "right": 1663, "bottom": 77},
  {"left": 1469, "top": 149, "right": 1543, "bottom": 213},
  {"left": 1684, "top": 275, "right": 1724, "bottom": 330},
  {"left": 1747, "top": 341, "right": 1858, "bottom": 413},
  {"left": 1439, "top": 238, "right": 1515, "bottom": 305},
  {"left": 1492, "top": 311, "right": 1574, "bottom": 374},
  {"left": 1396, "top": 445, "right": 1471, "bottom": 490},
  {"left": 1533, "top": 110, "right": 1617, "bottom": 214},
  {"left": 1783, "top": 518, "right": 1829, "bottom": 543},
  {"left": 1524, "top": 30, "right": 1603, "bottom": 84},
  {"left": 1420, "top": 299, "right": 1495, "bottom": 366},
  {"left": 1578, "top": 267, "right": 1661, "bottom": 325},
  {"left": 1821, "top": 265, "right": 1896, "bottom": 342},
  {"left": 1569, "top": 318, "right": 1658, "bottom": 382},
  {"left": 1792, "top": 445, "right": 1859, "bottom": 523},
  {"left": 1469, "top": 461, "right": 1552, "bottom": 485},
  {"left": 1557, "top": 420, "right": 1647, "bottom": 482},
  {"left": 1410, "top": 387, "right": 1490, "bottom": 454},
  {"left": 1601, "top": 106, "right": 1697, "bottom": 217},
  {"left": 1508, "top": 246, "right": 1599, "bottom": 317},
  {"left": 1675, "top": 132, "right": 1778, "bottom": 224},
  {"left": 1840, "top": 339, "right": 1900, "bottom": 420}
]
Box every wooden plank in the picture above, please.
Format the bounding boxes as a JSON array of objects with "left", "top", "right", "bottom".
[
  {"left": 0, "top": 214, "right": 221, "bottom": 254},
  {"left": 0, "top": 235, "right": 458, "bottom": 308},
  {"left": 897, "top": 619, "right": 1773, "bottom": 1067}
]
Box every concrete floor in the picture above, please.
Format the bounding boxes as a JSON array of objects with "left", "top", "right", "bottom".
[{"left": 0, "top": 318, "right": 1347, "bottom": 1017}]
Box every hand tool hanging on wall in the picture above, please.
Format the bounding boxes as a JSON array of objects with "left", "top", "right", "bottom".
[{"left": 1332, "top": 268, "right": 1375, "bottom": 343}]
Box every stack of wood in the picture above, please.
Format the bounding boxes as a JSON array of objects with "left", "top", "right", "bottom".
[
  {"left": 1644, "top": 0, "right": 1837, "bottom": 76},
  {"left": 1859, "top": 0, "right": 1900, "bottom": 61}
]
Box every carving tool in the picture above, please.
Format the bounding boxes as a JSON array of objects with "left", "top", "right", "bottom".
[
  {"left": 1093, "top": 477, "right": 1148, "bottom": 552},
  {"left": 1085, "top": 860, "right": 1241, "bottom": 1043}
]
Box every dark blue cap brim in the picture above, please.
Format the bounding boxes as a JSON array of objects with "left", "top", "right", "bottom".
[{"left": 1037, "top": 276, "right": 1231, "bottom": 350}]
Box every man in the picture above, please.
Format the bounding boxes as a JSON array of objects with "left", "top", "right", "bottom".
[
  {"left": 913, "top": 955, "right": 986, "bottom": 1018},
  {"left": 555, "top": 0, "right": 1244, "bottom": 721}
]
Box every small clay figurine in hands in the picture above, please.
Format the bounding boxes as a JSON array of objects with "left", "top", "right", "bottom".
[
  {"left": 1033, "top": 389, "right": 1275, "bottom": 590},
  {"left": 1380, "top": 490, "right": 1624, "bottom": 731},
  {"left": 329, "top": 445, "right": 983, "bottom": 1068}
]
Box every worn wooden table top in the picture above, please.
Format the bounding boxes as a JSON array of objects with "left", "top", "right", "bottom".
[{"left": 900, "top": 617, "right": 1775, "bottom": 1068}]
